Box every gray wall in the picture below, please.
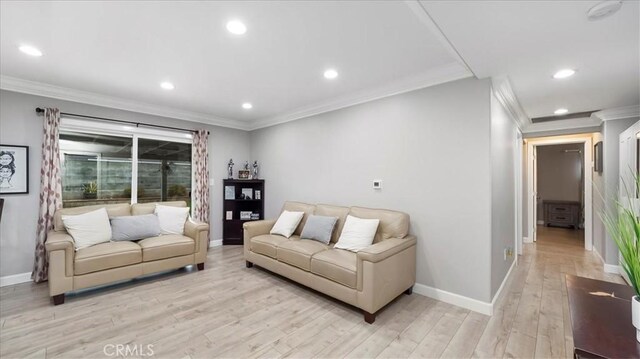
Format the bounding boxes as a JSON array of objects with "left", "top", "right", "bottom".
[
  {"left": 592, "top": 131, "right": 606, "bottom": 260},
  {"left": 601, "top": 117, "right": 639, "bottom": 264},
  {"left": 536, "top": 143, "right": 583, "bottom": 222},
  {"left": 250, "top": 78, "right": 495, "bottom": 302},
  {"left": 490, "top": 92, "right": 517, "bottom": 297},
  {"left": 0, "top": 90, "right": 250, "bottom": 277}
]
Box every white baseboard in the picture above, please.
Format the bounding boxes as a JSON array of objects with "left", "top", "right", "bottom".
[
  {"left": 491, "top": 259, "right": 517, "bottom": 308},
  {"left": 523, "top": 236, "right": 533, "bottom": 243},
  {"left": 0, "top": 272, "right": 32, "bottom": 287},
  {"left": 603, "top": 263, "right": 621, "bottom": 274},
  {"left": 413, "top": 283, "right": 492, "bottom": 316},
  {"left": 209, "top": 239, "right": 223, "bottom": 247}
]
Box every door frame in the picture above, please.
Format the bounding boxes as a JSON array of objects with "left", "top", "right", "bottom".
[{"left": 525, "top": 135, "right": 593, "bottom": 251}]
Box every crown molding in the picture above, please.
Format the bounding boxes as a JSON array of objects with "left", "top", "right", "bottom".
[
  {"left": 521, "top": 116, "right": 602, "bottom": 134},
  {"left": 591, "top": 105, "right": 640, "bottom": 121},
  {"left": 248, "top": 62, "right": 472, "bottom": 130},
  {"left": 491, "top": 75, "right": 530, "bottom": 131},
  {"left": 0, "top": 75, "right": 250, "bottom": 131}
]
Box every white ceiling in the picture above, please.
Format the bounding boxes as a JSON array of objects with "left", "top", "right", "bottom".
[
  {"left": 1, "top": 1, "right": 638, "bottom": 130},
  {"left": 0, "top": 1, "right": 468, "bottom": 130},
  {"left": 422, "top": 0, "right": 640, "bottom": 120}
]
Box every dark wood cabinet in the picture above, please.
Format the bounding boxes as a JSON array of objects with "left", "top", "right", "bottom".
[
  {"left": 222, "top": 179, "right": 264, "bottom": 245},
  {"left": 543, "top": 200, "right": 581, "bottom": 229}
]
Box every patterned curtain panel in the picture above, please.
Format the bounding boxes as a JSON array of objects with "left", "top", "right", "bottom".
[
  {"left": 32, "top": 108, "right": 63, "bottom": 283},
  {"left": 192, "top": 129, "right": 210, "bottom": 225}
]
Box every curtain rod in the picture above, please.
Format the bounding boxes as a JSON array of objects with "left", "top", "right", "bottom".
[{"left": 35, "top": 108, "right": 209, "bottom": 135}]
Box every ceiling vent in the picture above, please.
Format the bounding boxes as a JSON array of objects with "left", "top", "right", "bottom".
[{"left": 531, "top": 110, "right": 600, "bottom": 123}]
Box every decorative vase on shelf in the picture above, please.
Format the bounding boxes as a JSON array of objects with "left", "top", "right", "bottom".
[{"left": 633, "top": 296, "right": 640, "bottom": 343}]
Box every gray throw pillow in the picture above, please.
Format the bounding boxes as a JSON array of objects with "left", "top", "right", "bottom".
[
  {"left": 300, "top": 215, "right": 338, "bottom": 244},
  {"left": 110, "top": 214, "right": 161, "bottom": 241}
]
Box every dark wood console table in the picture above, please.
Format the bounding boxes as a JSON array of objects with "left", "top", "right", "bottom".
[
  {"left": 543, "top": 200, "right": 581, "bottom": 228},
  {"left": 566, "top": 275, "right": 639, "bottom": 358}
]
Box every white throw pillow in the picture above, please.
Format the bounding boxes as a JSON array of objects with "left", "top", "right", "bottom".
[
  {"left": 155, "top": 204, "right": 190, "bottom": 235},
  {"left": 334, "top": 215, "right": 380, "bottom": 252},
  {"left": 61, "top": 208, "right": 112, "bottom": 250},
  {"left": 270, "top": 210, "right": 305, "bottom": 238}
]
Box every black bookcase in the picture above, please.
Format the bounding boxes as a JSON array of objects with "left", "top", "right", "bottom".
[{"left": 222, "top": 179, "right": 265, "bottom": 245}]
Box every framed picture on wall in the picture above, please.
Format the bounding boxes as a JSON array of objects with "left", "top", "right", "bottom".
[
  {"left": 594, "top": 141, "right": 603, "bottom": 173},
  {"left": 0, "top": 144, "right": 29, "bottom": 194}
]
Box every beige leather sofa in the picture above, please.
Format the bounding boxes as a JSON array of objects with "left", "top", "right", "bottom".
[
  {"left": 244, "top": 201, "right": 416, "bottom": 323},
  {"left": 45, "top": 201, "right": 209, "bottom": 305}
]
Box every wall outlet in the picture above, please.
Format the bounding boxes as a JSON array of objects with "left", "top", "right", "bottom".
[
  {"left": 504, "top": 247, "right": 514, "bottom": 260},
  {"left": 373, "top": 180, "right": 382, "bottom": 189}
]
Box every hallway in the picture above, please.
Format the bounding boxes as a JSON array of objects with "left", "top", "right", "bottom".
[{"left": 474, "top": 226, "right": 624, "bottom": 358}]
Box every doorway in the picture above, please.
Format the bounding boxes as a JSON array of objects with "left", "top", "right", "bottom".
[{"left": 525, "top": 135, "right": 593, "bottom": 251}]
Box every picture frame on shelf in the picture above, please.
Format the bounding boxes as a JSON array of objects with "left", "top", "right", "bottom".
[
  {"left": 0, "top": 144, "right": 29, "bottom": 195},
  {"left": 250, "top": 213, "right": 260, "bottom": 220},
  {"left": 240, "top": 211, "right": 252, "bottom": 220},
  {"left": 241, "top": 188, "right": 253, "bottom": 200},
  {"left": 255, "top": 190, "right": 261, "bottom": 200},
  {"left": 225, "top": 211, "right": 233, "bottom": 220},
  {"left": 224, "top": 185, "right": 235, "bottom": 200},
  {"left": 238, "top": 170, "right": 250, "bottom": 179}
]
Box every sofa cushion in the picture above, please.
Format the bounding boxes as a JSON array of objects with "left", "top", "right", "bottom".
[
  {"left": 75, "top": 241, "right": 142, "bottom": 275},
  {"left": 315, "top": 204, "right": 350, "bottom": 243},
  {"left": 138, "top": 235, "right": 195, "bottom": 262},
  {"left": 348, "top": 207, "right": 410, "bottom": 243},
  {"left": 130, "top": 201, "right": 186, "bottom": 216},
  {"left": 282, "top": 201, "right": 316, "bottom": 236},
  {"left": 276, "top": 239, "right": 329, "bottom": 271},
  {"left": 54, "top": 203, "right": 131, "bottom": 232},
  {"left": 311, "top": 249, "right": 357, "bottom": 289},
  {"left": 250, "top": 234, "right": 293, "bottom": 258}
]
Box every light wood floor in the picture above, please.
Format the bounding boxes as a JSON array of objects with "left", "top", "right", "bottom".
[{"left": 0, "top": 230, "right": 625, "bottom": 359}]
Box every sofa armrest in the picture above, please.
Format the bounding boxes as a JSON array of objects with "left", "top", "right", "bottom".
[
  {"left": 357, "top": 235, "right": 417, "bottom": 263},
  {"left": 45, "top": 231, "right": 75, "bottom": 277},
  {"left": 184, "top": 219, "right": 209, "bottom": 255},
  {"left": 243, "top": 219, "right": 276, "bottom": 240}
]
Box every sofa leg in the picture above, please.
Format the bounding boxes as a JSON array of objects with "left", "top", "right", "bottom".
[
  {"left": 246, "top": 261, "right": 253, "bottom": 268},
  {"left": 197, "top": 263, "right": 204, "bottom": 270},
  {"left": 405, "top": 286, "right": 413, "bottom": 295},
  {"left": 364, "top": 311, "right": 376, "bottom": 324},
  {"left": 52, "top": 294, "right": 65, "bottom": 305}
]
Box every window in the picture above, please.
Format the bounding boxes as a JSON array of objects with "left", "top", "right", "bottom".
[
  {"left": 60, "top": 133, "right": 133, "bottom": 208},
  {"left": 137, "top": 138, "right": 192, "bottom": 206},
  {"left": 60, "top": 124, "right": 192, "bottom": 209}
]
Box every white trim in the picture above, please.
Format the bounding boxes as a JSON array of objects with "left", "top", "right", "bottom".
[
  {"left": 604, "top": 264, "right": 621, "bottom": 274},
  {"left": 405, "top": 1, "right": 473, "bottom": 75},
  {"left": 413, "top": 283, "right": 493, "bottom": 315},
  {"left": 491, "top": 76, "right": 530, "bottom": 131},
  {"left": 0, "top": 75, "right": 249, "bottom": 130},
  {"left": 247, "top": 62, "right": 471, "bottom": 130},
  {"left": 592, "top": 105, "right": 640, "bottom": 122},
  {"left": 523, "top": 236, "right": 533, "bottom": 243},
  {"left": 0, "top": 272, "right": 32, "bottom": 287},
  {"left": 526, "top": 136, "right": 594, "bottom": 251},
  {"left": 491, "top": 259, "right": 517, "bottom": 307},
  {"left": 209, "top": 239, "right": 223, "bottom": 247}
]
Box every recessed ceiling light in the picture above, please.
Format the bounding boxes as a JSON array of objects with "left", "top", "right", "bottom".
[
  {"left": 587, "top": 0, "right": 623, "bottom": 21},
  {"left": 554, "top": 108, "right": 569, "bottom": 115},
  {"left": 226, "top": 20, "right": 247, "bottom": 35},
  {"left": 553, "top": 69, "right": 576, "bottom": 79},
  {"left": 323, "top": 69, "right": 338, "bottom": 79},
  {"left": 242, "top": 102, "right": 253, "bottom": 109},
  {"left": 19, "top": 45, "right": 43, "bottom": 57},
  {"left": 160, "top": 82, "right": 175, "bottom": 90}
]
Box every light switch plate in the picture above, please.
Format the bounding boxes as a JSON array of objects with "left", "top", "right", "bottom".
[{"left": 373, "top": 180, "right": 382, "bottom": 189}]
